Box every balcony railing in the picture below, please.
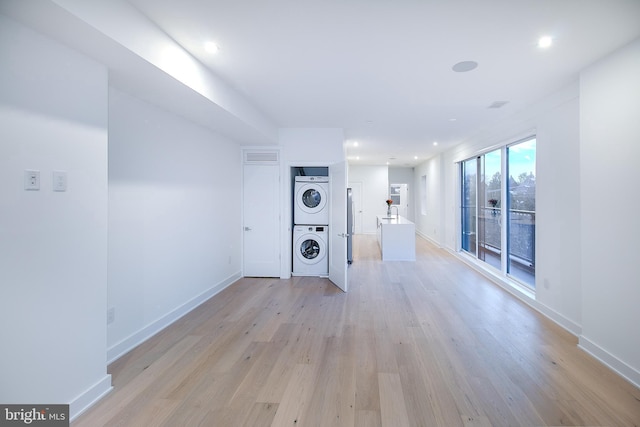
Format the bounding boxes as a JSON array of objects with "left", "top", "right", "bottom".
[{"left": 478, "top": 207, "right": 536, "bottom": 271}]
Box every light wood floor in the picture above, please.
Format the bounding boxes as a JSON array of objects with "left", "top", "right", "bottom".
[{"left": 73, "top": 235, "right": 640, "bottom": 426}]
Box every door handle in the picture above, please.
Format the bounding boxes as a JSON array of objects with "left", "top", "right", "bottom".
[
  {"left": 338, "top": 233, "right": 350, "bottom": 238},
  {"left": 244, "top": 227, "right": 252, "bottom": 231}
]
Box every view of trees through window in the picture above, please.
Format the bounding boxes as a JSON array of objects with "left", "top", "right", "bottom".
[{"left": 460, "top": 137, "right": 536, "bottom": 288}]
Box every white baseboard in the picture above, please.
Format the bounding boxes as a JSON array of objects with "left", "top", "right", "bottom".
[
  {"left": 578, "top": 336, "right": 640, "bottom": 389},
  {"left": 530, "top": 299, "right": 582, "bottom": 336},
  {"left": 106, "top": 272, "right": 241, "bottom": 364},
  {"left": 69, "top": 374, "right": 112, "bottom": 421},
  {"left": 415, "top": 230, "right": 442, "bottom": 247}
]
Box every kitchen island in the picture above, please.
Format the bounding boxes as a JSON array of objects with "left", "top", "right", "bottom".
[{"left": 376, "top": 215, "right": 416, "bottom": 261}]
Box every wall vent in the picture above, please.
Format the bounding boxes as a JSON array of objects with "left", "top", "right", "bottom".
[{"left": 244, "top": 151, "right": 279, "bottom": 164}]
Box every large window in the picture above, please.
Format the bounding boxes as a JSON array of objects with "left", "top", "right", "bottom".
[
  {"left": 461, "top": 158, "right": 477, "bottom": 256},
  {"left": 460, "top": 137, "right": 536, "bottom": 288},
  {"left": 506, "top": 139, "right": 536, "bottom": 285}
]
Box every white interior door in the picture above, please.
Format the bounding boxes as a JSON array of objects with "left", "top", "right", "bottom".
[
  {"left": 329, "top": 161, "right": 348, "bottom": 291},
  {"left": 348, "top": 181, "right": 363, "bottom": 234},
  {"left": 243, "top": 163, "right": 280, "bottom": 277}
]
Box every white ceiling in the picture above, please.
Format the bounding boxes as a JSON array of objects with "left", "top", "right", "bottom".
[{"left": 21, "top": 1, "right": 640, "bottom": 166}]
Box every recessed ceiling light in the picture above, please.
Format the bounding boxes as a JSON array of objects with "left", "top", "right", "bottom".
[
  {"left": 448, "top": 118, "right": 457, "bottom": 122},
  {"left": 433, "top": 142, "right": 438, "bottom": 146},
  {"left": 356, "top": 156, "right": 360, "bottom": 160},
  {"left": 538, "top": 36, "right": 553, "bottom": 49},
  {"left": 386, "top": 161, "right": 390, "bottom": 165},
  {"left": 452, "top": 61, "right": 478, "bottom": 72},
  {"left": 414, "top": 156, "right": 418, "bottom": 160},
  {"left": 353, "top": 141, "right": 359, "bottom": 147},
  {"left": 204, "top": 41, "right": 220, "bottom": 54}
]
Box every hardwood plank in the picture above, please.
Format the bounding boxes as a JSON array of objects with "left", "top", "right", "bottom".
[
  {"left": 269, "top": 362, "right": 321, "bottom": 426},
  {"left": 72, "top": 234, "right": 640, "bottom": 427},
  {"left": 354, "top": 323, "right": 380, "bottom": 412},
  {"left": 378, "top": 372, "right": 411, "bottom": 427},
  {"left": 355, "top": 409, "right": 381, "bottom": 427},
  {"left": 73, "top": 334, "right": 202, "bottom": 427}
]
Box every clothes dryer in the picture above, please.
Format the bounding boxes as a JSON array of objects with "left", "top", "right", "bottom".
[
  {"left": 294, "top": 176, "right": 329, "bottom": 225},
  {"left": 292, "top": 225, "right": 329, "bottom": 276}
]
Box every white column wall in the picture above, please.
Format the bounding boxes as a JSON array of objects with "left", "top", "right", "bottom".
[
  {"left": 579, "top": 38, "right": 640, "bottom": 385},
  {"left": 0, "top": 14, "right": 110, "bottom": 417}
]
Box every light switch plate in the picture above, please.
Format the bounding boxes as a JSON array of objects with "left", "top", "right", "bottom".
[
  {"left": 52, "top": 171, "right": 67, "bottom": 192},
  {"left": 24, "top": 170, "right": 40, "bottom": 191}
]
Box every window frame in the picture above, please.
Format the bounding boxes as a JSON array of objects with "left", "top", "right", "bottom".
[{"left": 458, "top": 135, "right": 537, "bottom": 290}]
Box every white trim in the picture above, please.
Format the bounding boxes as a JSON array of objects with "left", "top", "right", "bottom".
[
  {"left": 69, "top": 375, "right": 112, "bottom": 421},
  {"left": 579, "top": 336, "right": 640, "bottom": 389},
  {"left": 106, "top": 272, "right": 241, "bottom": 364},
  {"left": 415, "top": 229, "right": 442, "bottom": 248}
]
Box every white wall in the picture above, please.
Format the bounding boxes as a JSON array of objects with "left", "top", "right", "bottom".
[
  {"left": 107, "top": 88, "right": 243, "bottom": 361},
  {"left": 348, "top": 165, "right": 389, "bottom": 234},
  {"left": 0, "top": 14, "right": 111, "bottom": 417},
  {"left": 579, "top": 38, "right": 640, "bottom": 385},
  {"left": 279, "top": 128, "right": 345, "bottom": 163}
]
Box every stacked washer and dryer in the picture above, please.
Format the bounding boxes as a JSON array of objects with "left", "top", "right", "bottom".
[{"left": 293, "top": 176, "right": 330, "bottom": 276}]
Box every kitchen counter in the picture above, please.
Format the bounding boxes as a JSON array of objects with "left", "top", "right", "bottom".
[{"left": 376, "top": 215, "right": 416, "bottom": 261}]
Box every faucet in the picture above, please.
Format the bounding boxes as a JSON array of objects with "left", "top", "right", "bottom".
[{"left": 391, "top": 206, "right": 399, "bottom": 219}]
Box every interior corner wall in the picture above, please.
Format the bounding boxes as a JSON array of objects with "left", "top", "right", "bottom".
[
  {"left": 579, "top": 37, "right": 640, "bottom": 385},
  {"left": 0, "top": 14, "right": 110, "bottom": 417},
  {"left": 107, "top": 87, "right": 243, "bottom": 361}
]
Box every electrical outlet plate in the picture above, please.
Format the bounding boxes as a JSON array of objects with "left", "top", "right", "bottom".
[
  {"left": 24, "top": 170, "right": 40, "bottom": 191},
  {"left": 52, "top": 171, "right": 67, "bottom": 192}
]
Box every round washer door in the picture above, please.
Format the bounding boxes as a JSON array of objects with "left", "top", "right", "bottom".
[
  {"left": 295, "top": 233, "right": 327, "bottom": 265},
  {"left": 296, "top": 183, "right": 327, "bottom": 214}
]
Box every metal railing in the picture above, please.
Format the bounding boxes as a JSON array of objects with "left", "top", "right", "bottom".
[{"left": 478, "top": 207, "right": 535, "bottom": 267}]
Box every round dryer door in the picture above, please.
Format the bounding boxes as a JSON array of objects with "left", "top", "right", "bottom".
[
  {"left": 296, "top": 183, "right": 327, "bottom": 213},
  {"left": 302, "top": 189, "right": 322, "bottom": 209},
  {"left": 296, "top": 234, "right": 327, "bottom": 265},
  {"left": 300, "top": 238, "right": 320, "bottom": 259}
]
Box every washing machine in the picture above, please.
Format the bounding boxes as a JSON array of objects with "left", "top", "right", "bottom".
[
  {"left": 293, "top": 225, "right": 329, "bottom": 276},
  {"left": 294, "top": 176, "right": 329, "bottom": 225}
]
